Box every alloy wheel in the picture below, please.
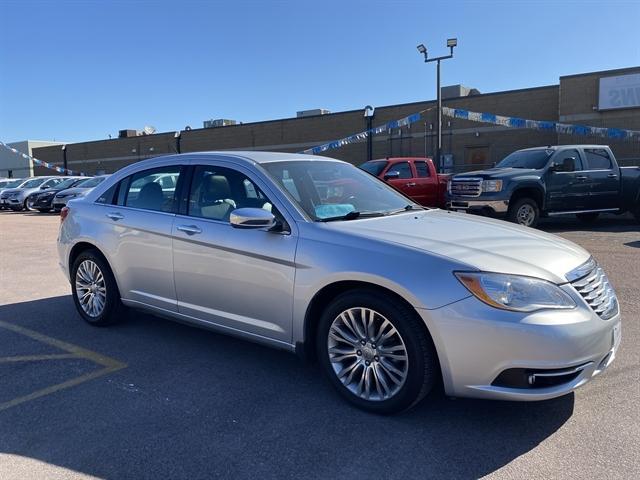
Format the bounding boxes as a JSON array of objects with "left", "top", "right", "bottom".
[
  {"left": 75, "top": 259, "right": 107, "bottom": 317},
  {"left": 517, "top": 204, "right": 535, "bottom": 226},
  {"left": 327, "top": 307, "right": 409, "bottom": 401}
]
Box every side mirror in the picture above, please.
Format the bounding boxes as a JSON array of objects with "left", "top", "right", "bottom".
[
  {"left": 230, "top": 207, "right": 276, "bottom": 229},
  {"left": 40, "top": 185, "right": 49, "bottom": 190},
  {"left": 384, "top": 171, "right": 400, "bottom": 180}
]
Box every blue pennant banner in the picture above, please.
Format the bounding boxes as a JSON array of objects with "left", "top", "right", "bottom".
[
  {"left": 300, "top": 111, "right": 424, "bottom": 155},
  {"left": 442, "top": 107, "right": 640, "bottom": 142},
  {"left": 0, "top": 141, "right": 87, "bottom": 176}
]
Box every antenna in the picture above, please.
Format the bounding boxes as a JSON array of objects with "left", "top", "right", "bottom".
[{"left": 143, "top": 125, "right": 156, "bottom": 135}]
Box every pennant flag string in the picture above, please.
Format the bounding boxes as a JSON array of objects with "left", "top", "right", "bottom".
[
  {"left": 0, "top": 141, "right": 88, "bottom": 176},
  {"left": 442, "top": 107, "right": 640, "bottom": 142},
  {"left": 299, "top": 109, "right": 430, "bottom": 155}
]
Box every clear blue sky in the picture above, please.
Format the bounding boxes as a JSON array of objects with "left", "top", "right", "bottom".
[{"left": 1, "top": 0, "right": 638, "bottom": 143}]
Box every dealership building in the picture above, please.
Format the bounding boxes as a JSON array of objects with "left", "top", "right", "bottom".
[{"left": 30, "top": 66, "right": 640, "bottom": 176}]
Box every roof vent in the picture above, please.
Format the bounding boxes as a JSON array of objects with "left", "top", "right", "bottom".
[{"left": 297, "top": 109, "right": 331, "bottom": 118}]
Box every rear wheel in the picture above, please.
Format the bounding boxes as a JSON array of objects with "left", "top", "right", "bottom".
[
  {"left": 71, "top": 250, "right": 125, "bottom": 326},
  {"left": 317, "top": 289, "right": 438, "bottom": 414},
  {"left": 507, "top": 197, "right": 540, "bottom": 227},
  {"left": 36, "top": 208, "right": 51, "bottom": 213},
  {"left": 576, "top": 212, "right": 600, "bottom": 223}
]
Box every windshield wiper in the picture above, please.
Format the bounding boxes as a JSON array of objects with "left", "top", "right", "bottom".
[
  {"left": 386, "top": 204, "right": 424, "bottom": 215},
  {"left": 318, "top": 211, "right": 362, "bottom": 222}
]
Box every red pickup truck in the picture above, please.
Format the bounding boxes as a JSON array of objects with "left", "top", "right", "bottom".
[{"left": 360, "top": 157, "right": 450, "bottom": 208}]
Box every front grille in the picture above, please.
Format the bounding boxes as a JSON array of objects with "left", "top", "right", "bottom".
[
  {"left": 570, "top": 264, "right": 618, "bottom": 320},
  {"left": 450, "top": 178, "right": 482, "bottom": 197}
]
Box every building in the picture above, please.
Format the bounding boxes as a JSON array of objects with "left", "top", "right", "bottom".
[
  {"left": 1, "top": 140, "right": 66, "bottom": 178},
  {"left": 31, "top": 66, "right": 640, "bottom": 176}
]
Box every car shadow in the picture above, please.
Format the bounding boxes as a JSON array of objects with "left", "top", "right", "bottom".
[
  {"left": 538, "top": 213, "right": 637, "bottom": 233},
  {"left": 0, "top": 296, "right": 574, "bottom": 479}
]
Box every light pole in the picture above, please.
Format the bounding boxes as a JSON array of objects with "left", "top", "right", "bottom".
[
  {"left": 417, "top": 38, "right": 457, "bottom": 172},
  {"left": 363, "top": 105, "right": 375, "bottom": 162}
]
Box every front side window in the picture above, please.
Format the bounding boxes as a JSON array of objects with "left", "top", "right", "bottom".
[
  {"left": 555, "top": 149, "right": 582, "bottom": 171},
  {"left": 123, "top": 167, "right": 181, "bottom": 212},
  {"left": 584, "top": 148, "right": 612, "bottom": 170},
  {"left": 263, "top": 160, "right": 414, "bottom": 220},
  {"left": 389, "top": 162, "right": 412, "bottom": 179},
  {"left": 188, "top": 165, "right": 273, "bottom": 222}
]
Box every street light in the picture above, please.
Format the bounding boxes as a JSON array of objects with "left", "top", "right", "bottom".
[
  {"left": 417, "top": 37, "right": 458, "bottom": 172},
  {"left": 364, "top": 105, "right": 375, "bottom": 161}
]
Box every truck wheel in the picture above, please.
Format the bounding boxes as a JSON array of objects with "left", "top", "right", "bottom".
[
  {"left": 508, "top": 197, "right": 540, "bottom": 228},
  {"left": 633, "top": 205, "right": 640, "bottom": 224},
  {"left": 317, "top": 289, "right": 439, "bottom": 414},
  {"left": 576, "top": 213, "right": 599, "bottom": 223}
]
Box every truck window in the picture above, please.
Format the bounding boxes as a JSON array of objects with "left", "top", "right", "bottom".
[
  {"left": 415, "top": 161, "right": 431, "bottom": 177},
  {"left": 359, "top": 161, "right": 387, "bottom": 176},
  {"left": 391, "top": 162, "right": 412, "bottom": 179},
  {"left": 555, "top": 149, "right": 582, "bottom": 171},
  {"left": 584, "top": 149, "right": 613, "bottom": 170}
]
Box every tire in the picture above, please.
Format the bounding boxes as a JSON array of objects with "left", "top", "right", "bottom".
[
  {"left": 507, "top": 197, "right": 540, "bottom": 227},
  {"left": 576, "top": 212, "right": 600, "bottom": 223},
  {"left": 633, "top": 205, "right": 640, "bottom": 224},
  {"left": 36, "top": 208, "right": 51, "bottom": 213},
  {"left": 71, "top": 249, "right": 125, "bottom": 326},
  {"left": 316, "top": 289, "right": 439, "bottom": 414}
]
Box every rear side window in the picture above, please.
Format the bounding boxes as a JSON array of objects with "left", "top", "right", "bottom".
[
  {"left": 122, "top": 166, "right": 181, "bottom": 212},
  {"left": 390, "top": 162, "right": 412, "bottom": 179},
  {"left": 415, "top": 161, "right": 431, "bottom": 177},
  {"left": 584, "top": 149, "right": 612, "bottom": 170}
]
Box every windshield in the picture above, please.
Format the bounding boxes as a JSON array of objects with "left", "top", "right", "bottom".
[
  {"left": 496, "top": 150, "right": 552, "bottom": 169},
  {"left": 262, "top": 160, "right": 416, "bottom": 221},
  {"left": 56, "top": 178, "right": 82, "bottom": 189},
  {"left": 20, "top": 178, "right": 48, "bottom": 188},
  {"left": 2, "top": 179, "right": 24, "bottom": 188},
  {"left": 359, "top": 160, "right": 387, "bottom": 176},
  {"left": 76, "top": 176, "right": 106, "bottom": 188}
]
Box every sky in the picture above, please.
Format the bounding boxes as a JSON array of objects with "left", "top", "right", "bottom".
[{"left": 1, "top": 0, "right": 639, "bottom": 143}]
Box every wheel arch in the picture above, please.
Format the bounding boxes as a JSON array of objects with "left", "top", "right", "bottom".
[
  {"left": 68, "top": 242, "right": 121, "bottom": 295},
  {"left": 299, "top": 280, "right": 439, "bottom": 368},
  {"left": 509, "top": 185, "right": 545, "bottom": 211}
]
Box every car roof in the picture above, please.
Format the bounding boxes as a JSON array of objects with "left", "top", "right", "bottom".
[{"left": 518, "top": 145, "right": 611, "bottom": 152}]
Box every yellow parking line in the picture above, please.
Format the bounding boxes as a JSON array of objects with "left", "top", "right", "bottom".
[
  {"left": 0, "top": 353, "right": 78, "bottom": 363},
  {"left": 0, "top": 320, "right": 127, "bottom": 412}
]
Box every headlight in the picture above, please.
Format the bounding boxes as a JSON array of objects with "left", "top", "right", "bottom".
[
  {"left": 482, "top": 180, "right": 502, "bottom": 192},
  {"left": 455, "top": 272, "right": 576, "bottom": 312}
]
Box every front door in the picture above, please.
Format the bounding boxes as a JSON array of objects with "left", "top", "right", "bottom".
[
  {"left": 172, "top": 163, "right": 297, "bottom": 343},
  {"left": 383, "top": 161, "right": 415, "bottom": 198},
  {"left": 545, "top": 149, "right": 590, "bottom": 212}
]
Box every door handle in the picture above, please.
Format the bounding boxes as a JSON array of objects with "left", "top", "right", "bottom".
[
  {"left": 607, "top": 173, "right": 618, "bottom": 178},
  {"left": 106, "top": 212, "right": 124, "bottom": 221},
  {"left": 177, "top": 225, "right": 202, "bottom": 235},
  {"left": 405, "top": 182, "right": 417, "bottom": 187},
  {"left": 576, "top": 176, "right": 589, "bottom": 181}
]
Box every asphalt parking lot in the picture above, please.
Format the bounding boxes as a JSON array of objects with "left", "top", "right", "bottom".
[{"left": 0, "top": 210, "right": 638, "bottom": 480}]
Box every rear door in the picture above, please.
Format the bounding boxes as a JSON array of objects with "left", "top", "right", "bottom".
[
  {"left": 412, "top": 160, "right": 438, "bottom": 206},
  {"left": 545, "top": 148, "right": 589, "bottom": 212},
  {"left": 583, "top": 147, "right": 620, "bottom": 210},
  {"left": 99, "top": 164, "right": 185, "bottom": 312}
]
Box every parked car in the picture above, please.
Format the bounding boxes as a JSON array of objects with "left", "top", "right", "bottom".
[
  {"left": 52, "top": 175, "right": 109, "bottom": 211},
  {"left": 0, "top": 178, "right": 24, "bottom": 209},
  {"left": 26, "top": 176, "right": 87, "bottom": 212},
  {"left": 0, "top": 176, "right": 65, "bottom": 211},
  {"left": 360, "top": 157, "right": 449, "bottom": 208},
  {"left": 58, "top": 152, "right": 620, "bottom": 414},
  {"left": 446, "top": 145, "right": 640, "bottom": 227}
]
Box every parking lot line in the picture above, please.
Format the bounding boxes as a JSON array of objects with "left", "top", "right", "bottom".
[{"left": 0, "top": 319, "right": 126, "bottom": 412}]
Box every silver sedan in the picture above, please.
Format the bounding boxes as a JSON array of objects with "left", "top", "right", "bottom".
[{"left": 57, "top": 152, "right": 621, "bottom": 413}]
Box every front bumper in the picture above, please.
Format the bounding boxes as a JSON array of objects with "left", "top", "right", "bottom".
[
  {"left": 446, "top": 198, "right": 509, "bottom": 215},
  {"left": 418, "top": 288, "right": 620, "bottom": 401}
]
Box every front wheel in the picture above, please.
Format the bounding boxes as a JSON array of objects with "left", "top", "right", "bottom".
[
  {"left": 71, "top": 250, "right": 125, "bottom": 326},
  {"left": 317, "top": 290, "right": 439, "bottom": 414},
  {"left": 507, "top": 197, "right": 540, "bottom": 227}
]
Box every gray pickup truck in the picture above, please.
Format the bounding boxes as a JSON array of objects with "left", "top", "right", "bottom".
[{"left": 446, "top": 145, "right": 640, "bottom": 227}]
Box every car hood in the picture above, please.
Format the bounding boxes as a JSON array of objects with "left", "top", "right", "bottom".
[
  {"left": 453, "top": 168, "right": 540, "bottom": 180},
  {"left": 328, "top": 209, "right": 589, "bottom": 284}
]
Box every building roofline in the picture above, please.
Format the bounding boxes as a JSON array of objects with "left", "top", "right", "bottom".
[{"left": 560, "top": 66, "right": 640, "bottom": 80}]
